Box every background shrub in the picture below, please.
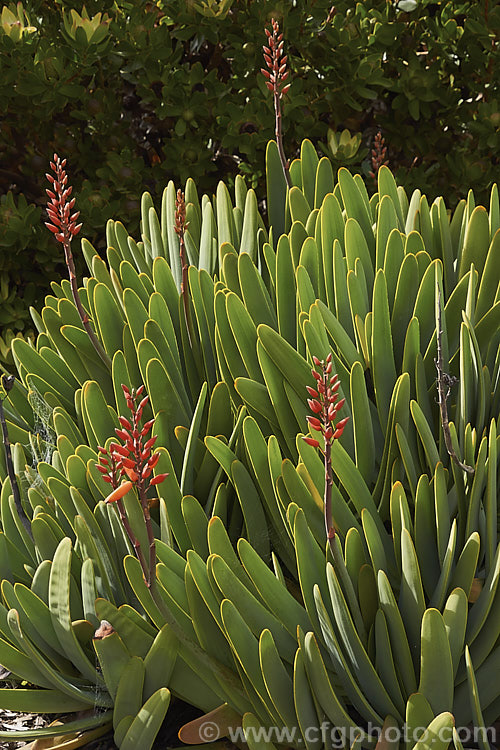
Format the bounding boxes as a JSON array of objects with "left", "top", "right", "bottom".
[{"left": 1, "top": 0, "right": 499, "bottom": 363}]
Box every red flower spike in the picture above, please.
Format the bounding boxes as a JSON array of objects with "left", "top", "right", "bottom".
[
  {"left": 115, "top": 429, "right": 129, "bottom": 442},
  {"left": 118, "top": 416, "right": 133, "bottom": 430},
  {"left": 312, "top": 356, "right": 321, "bottom": 366},
  {"left": 141, "top": 419, "right": 155, "bottom": 434},
  {"left": 306, "top": 386, "right": 318, "bottom": 397},
  {"left": 136, "top": 385, "right": 145, "bottom": 396}
]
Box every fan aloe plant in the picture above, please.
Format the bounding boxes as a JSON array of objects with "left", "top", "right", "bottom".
[{"left": 0, "top": 137, "right": 499, "bottom": 749}]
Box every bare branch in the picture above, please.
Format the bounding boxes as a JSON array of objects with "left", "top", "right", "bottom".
[{"left": 435, "top": 285, "right": 474, "bottom": 474}]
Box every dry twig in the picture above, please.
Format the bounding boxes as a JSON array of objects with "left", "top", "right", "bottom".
[{"left": 435, "top": 285, "right": 474, "bottom": 474}]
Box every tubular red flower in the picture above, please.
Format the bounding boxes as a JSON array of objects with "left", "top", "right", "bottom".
[
  {"left": 148, "top": 452, "right": 160, "bottom": 469},
  {"left": 105, "top": 481, "right": 133, "bottom": 503},
  {"left": 307, "top": 416, "right": 322, "bottom": 431},
  {"left": 307, "top": 398, "right": 322, "bottom": 414},
  {"left": 150, "top": 473, "right": 168, "bottom": 486},
  {"left": 303, "top": 437, "right": 320, "bottom": 448}
]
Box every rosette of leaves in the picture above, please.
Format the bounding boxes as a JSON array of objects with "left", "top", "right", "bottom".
[{"left": 0, "top": 140, "right": 499, "bottom": 746}]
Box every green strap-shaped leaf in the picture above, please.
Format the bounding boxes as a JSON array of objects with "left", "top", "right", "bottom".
[
  {"left": 239, "top": 188, "right": 259, "bottom": 262},
  {"left": 326, "top": 562, "right": 402, "bottom": 722},
  {"left": 399, "top": 528, "right": 426, "bottom": 667},
  {"left": 185, "top": 561, "right": 234, "bottom": 671},
  {"left": 410, "top": 400, "right": 441, "bottom": 473},
  {"left": 120, "top": 687, "right": 171, "bottom": 750},
  {"left": 113, "top": 656, "right": 146, "bottom": 732},
  {"left": 266, "top": 140, "right": 287, "bottom": 241},
  {"left": 259, "top": 628, "right": 297, "bottom": 729},
  {"left": 442, "top": 587, "right": 467, "bottom": 680},
  {"left": 49, "top": 538, "right": 104, "bottom": 683},
  {"left": 313, "top": 584, "right": 383, "bottom": 726},
  {"left": 338, "top": 167, "right": 375, "bottom": 258},
  {"left": 94, "top": 282, "right": 125, "bottom": 356},
  {"left": 289, "top": 186, "right": 312, "bottom": 227},
  {"left": 300, "top": 139, "right": 319, "bottom": 209},
  {"left": 0, "top": 687, "right": 91, "bottom": 713},
  {"left": 0, "top": 710, "right": 112, "bottom": 742},
  {"left": 180, "top": 381, "right": 207, "bottom": 496},
  {"left": 12, "top": 338, "right": 76, "bottom": 408},
  {"left": 303, "top": 631, "right": 361, "bottom": 736},
  {"left": 293, "top": 646, "right": 323, "bottom": 750},
  {"left": 211, "top": 553, "right": 295, "bottom": 663},
  {"left": 314, "top": 157, "right": 334, "bottom": 209},
  {"left": 371, "top": 269, "right": 397, "bottom": 431},
  {"left": 458, "top": 205, "right": 490, "bottom": 280},
  {"left": 377, "top": 570, "right": 417, "bottom": 696},
  {"left": 7, "top": 608, "right": 107, "bottom": 705},
  {"left": 182, "top": 495, "right": 209, "bottom": 559},
  {"left": 466, "top": 542, "right": 500, "bottom": 645},
  {"left": 238, "top": 538, "right": 310, "bottom": 638},
  {"left": 220, "top": 599, "right": 280, "bottom": 725},
  {"left": 142, "top": 625, "right": 179, "bottom": 701},
  {"left": 94, "top": 598, "right": 154, "bottom": 658},
  {"left": 418, "top": 608, "right": 454, "bottom": 714}
]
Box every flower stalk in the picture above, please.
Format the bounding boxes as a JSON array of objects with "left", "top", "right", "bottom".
[
  {"left": 97, "top": 384, "right": 168, "bottom": 589},
  {"left": 45, "top": 155, "right": 111, "bottom": 370},
  {"left": 262, "top": 18, "right": 291, "bottom": 187},
  {"left": 369, "top": 131, "right": 389, "bottom": 182},
  {"left": 174, "top": 189, "right": 194, "bottom": 347},
  {"left": 304, "top": 354, "right": 349, "bottom": 555}
]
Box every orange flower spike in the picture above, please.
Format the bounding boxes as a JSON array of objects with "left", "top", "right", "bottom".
[{"left": 104, "top": 481, "right": 133, "bottom": 504}]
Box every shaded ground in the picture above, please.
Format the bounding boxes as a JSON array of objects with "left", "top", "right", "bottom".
[{"left": 0, "top": 695, "right": 206, "bottom": 749}]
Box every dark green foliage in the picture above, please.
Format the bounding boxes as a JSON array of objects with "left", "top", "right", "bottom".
[{"left": 1, "top": 0, "right": 499, "bottom": 363}]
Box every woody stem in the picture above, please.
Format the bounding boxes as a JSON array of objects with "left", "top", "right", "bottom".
[
  {"left": 62, "top": 235, "right": 111, "bottom": 370},
  {"left": 274, "top": 90, "right": 291, "bottom": 188},
  {"left": 115, "top": 496, "right": 149, "bottom": 582},
  {"left": 322, "top": 368, "right": 334, "bottom": 555},
  {"left": 179, "top": 231, "right": 193, "bottom": 347}
]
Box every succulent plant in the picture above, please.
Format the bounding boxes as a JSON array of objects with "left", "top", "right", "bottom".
[{"left": 0, "top": 140, "right": 499, "bottom": 748}]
